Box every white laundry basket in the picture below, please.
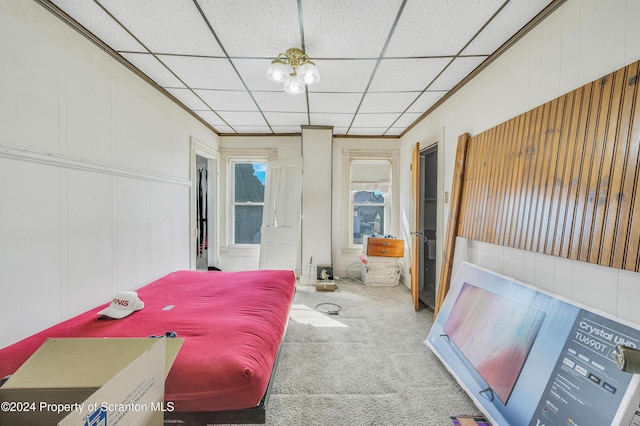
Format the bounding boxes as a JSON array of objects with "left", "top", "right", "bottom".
[{"left": 360, "top": 257, "right": 402, "bottom": 286}]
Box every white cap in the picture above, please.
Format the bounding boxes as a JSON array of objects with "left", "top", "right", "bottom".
[{"left": 97, "top": 291, "right": 144, "bottom": 319}]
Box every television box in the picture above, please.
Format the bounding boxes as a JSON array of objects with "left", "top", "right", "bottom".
[{"left": 0, "top": 337, "right": 182, "bottom": 425}]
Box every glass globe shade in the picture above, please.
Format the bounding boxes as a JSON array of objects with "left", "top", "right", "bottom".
[
  {"left": 296, "top": 62, "right": 320, "bottom": 85},
  {"left": 283, "top": 78, "right": 305, "bottom": 95},
  {"left": 266, "top": 61, "right": 290, "bottom": 83}
]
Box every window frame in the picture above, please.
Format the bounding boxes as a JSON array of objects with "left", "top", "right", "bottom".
[
  {"left": 351, "top": 188, "right": 389, "bottom": 246},
  {"left": 230, "top": 159, "right": 267, "bottom": 246},
  {"left": 342, "top": 149, "right": 399, "bottom": 254},
  {"left": 220, "top": 148, "right": 276, "bottom": 250}
]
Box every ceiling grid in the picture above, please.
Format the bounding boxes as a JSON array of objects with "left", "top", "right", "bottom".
[{"left": 41, "top": 0, "right": 564, "bottom": 137}]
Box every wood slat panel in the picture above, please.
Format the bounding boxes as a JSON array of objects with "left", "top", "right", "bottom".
[
  {"left": 548, "top": 91, "right": 577, "bottom": 256},
  {"left": 453, "top": 60, "right": 640, "bottom": 275},
  {"left": 506, "top": 116, "right": 526, "bottom": 247},
  {"left": 589, "top": 68, "right": 625, "bottom": 264},
  {"left": 560, "top": 85, "right": 592, "bottom": 258},
  {"left": 567, "top": 81, "right": 598, "bottom": 261},
  {"left": 602, "top": 63, "right": 638, "bottom": 266},
  {"left": 579, "top": 74, "right": 615, "bottom": 262},
  {"left": 495, "top": 122, "right": 511, "bottom": 245},
  {"left": 611, "top": 69, "right": 640, "bottom": 271},
  {"left": 523, "top": 103, "right": 545, "bottom": 251},
  {"left": 491, "top": 119, "right": 511, "bottom": 245}
]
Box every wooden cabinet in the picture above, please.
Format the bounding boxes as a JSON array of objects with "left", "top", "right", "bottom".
[{"left": 366, "top": 237, "right": 404, "bottom": 257}]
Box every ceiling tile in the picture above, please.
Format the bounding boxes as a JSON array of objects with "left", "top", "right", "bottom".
[
  {"left": 198, "top": 0, "right": 300, "bottom": 57},
  {"left": 310, "top": 113, "right": 354, "bottom": 128},
  {"left": 384, "top": 127, "right": 404, "bottom": 136},
  {"left": 351, "top": 113, "right": 400, "bottom": 128},
  {"left": 264, "top": 112, "right": 309, "bottom": 126},
  {"left": 333, "top": 127, "right": 350, "bottom": 135},
  {"left": 195, "top": 89, "right": 258, "bottom": 112},
  {"left": 52, "top": 0, "right": 145, "bottom": 52},
  {"left": 232, "top": 125, "right": 273, "bottom": 134},
  {"left": 385, "top": 0, "right": 504, "bottom": 57},
  {"left": 217, "top": 110, "right": 268, "bottom": 127},
  {"left": 430, "top": 57, "right": 487, "bottom": 91},
  {"left": 98, "top": 0, "right": 224, "bottom": 56},
  {"left": 120, "top": 53, "right": 185, "bottom": 88},
  {"left": 165, "top": 88, "right": 210, "bottom": 110},
  {"left": 194, "top": 110, "right": 230, "bottom": 127},
  {"left": 271, "top": 126, "right": 304, "bottom": 134},
  {"left": 407, "top": 91, "right": 447, "bottom": 113},
  {"left": 233, "top": 58, "right": 282, "bottom": 92},
  {"left": 302, "top": 0, "right": 404, "bottom": 58},
  {"left": 309, "top": 93, "right": 363, "bottom": 113},
  {"left": 214, "top": 125, "right": 236, "bottom": 134},
  {"left": 369, "top": 58, "right": 450, "bottom": 92},
  {"left": 252, "top": 91, "right": 308, "bottom": 113},
  {"left": 463, "top": 0, "right": 553, "bottom": 55},
  {"left": 157, "top": 55, "right": 244, "bottom": 90},
  {"left": 348, "top": 127, "right": 391, "bottom": 136},
  {"left": 359, "top": 92, "right": 420, "bottom": 113},
  {"left": 392, "top": 112, "right": 423, "bottom": 128},
  {"left": 308, "top": 59, "right": 378, "bottom": 93}
]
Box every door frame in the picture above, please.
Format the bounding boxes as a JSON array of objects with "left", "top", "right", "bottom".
[
  {"left": 410, "top": 128, "right": 444, "bottom": 310},
  {"left": 190, "top": 137, "right": 218, "bottom": 270}
]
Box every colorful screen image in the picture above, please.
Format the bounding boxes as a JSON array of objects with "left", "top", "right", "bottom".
[
  {"left": 450, "top": 415, "right": 491, "bottom": 426},
  {"left": 443, "top": 282, "right": 546, "bottom": 404}
]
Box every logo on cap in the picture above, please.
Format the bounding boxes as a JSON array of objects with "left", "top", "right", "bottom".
[{"left": 97, "top": 291, "right": 144, "bottom": 319}]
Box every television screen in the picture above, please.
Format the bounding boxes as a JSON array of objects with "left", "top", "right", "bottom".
[{"left": 443, "top": 282, "right": 546, "bottom": 404}]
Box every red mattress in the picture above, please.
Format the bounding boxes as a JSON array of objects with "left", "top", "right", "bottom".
[{"left": 0, "top": 269, "right": 296, "bottom": 412}]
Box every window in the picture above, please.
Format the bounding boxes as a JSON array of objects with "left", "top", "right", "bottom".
[
  {"left": 231, "top": 161, "right": 266, "bottom": 244},
  {"left": 353, "top": 190, "right": 386, "bottom": 244},
  {"left": 350, "top": 159, "right": 391, "bottom": 246}
]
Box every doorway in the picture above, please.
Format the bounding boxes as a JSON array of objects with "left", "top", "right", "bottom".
[
  {"left": 418, "top": 145, "right": 437, "bottom": 309},
  {"left": 195, "top": 154, "right": 209, "bottom": 270},
  {"left": 191, "top": 138, "right": 218, "bottom": 271}
]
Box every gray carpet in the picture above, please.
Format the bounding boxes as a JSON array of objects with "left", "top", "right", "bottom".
[{"left": 262, "top": 279, "right": 480, "bottom": 426}]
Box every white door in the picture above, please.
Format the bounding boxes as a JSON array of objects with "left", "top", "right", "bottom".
[{"left": 259, "top": 157, "right": 303, "bottom": 271}]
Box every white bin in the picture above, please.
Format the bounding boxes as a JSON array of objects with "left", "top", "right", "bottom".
[{"left": 361, "top": 257, "right": 401, "bottom": 286}]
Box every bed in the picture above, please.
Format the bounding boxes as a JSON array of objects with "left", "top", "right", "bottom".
[{"left": 0, "top": 269, "right": 296, "bottom": 424}]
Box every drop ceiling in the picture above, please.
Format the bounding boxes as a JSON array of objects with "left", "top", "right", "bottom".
[{"left": 40, "top": 0, "right": 561, "bottom": 137}]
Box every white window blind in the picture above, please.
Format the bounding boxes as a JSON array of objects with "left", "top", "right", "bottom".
[{"left": 350, "top": 159, "right": 391, "bottom": 191}]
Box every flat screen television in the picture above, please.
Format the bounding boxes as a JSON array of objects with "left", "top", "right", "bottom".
[{"left": 443, "top": 282, "right": 546, "bottom": 404}]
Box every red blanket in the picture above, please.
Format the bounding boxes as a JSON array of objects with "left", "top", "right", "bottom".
[{"left": 0, "top": 270, "right": 296, "bottom": 411}]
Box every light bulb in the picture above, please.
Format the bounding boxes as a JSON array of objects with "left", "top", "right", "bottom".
[
  {"left": 296, "top": 62, "right": 320, "bottom": 85},
  {"left": 266, "top": 61, "right": 290, "bottom": 83},
  {"left": 284, "top": 78, "right": 304, "bottom": 95}
]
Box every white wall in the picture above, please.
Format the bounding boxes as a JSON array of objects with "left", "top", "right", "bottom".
[
  {"left": 300, "top": 127, "right": 333, "bottom": 284},
  {"left": 0, "top": 1, "right": 219, "bottom": 348},
  {"left": 399, "top": 0, "right": 640, "bottom": 325}
]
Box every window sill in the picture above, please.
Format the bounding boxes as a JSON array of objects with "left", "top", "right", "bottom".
[
  {"left": 341, "top": 247, "right": 363, "bottom": 256},
  {"left": 220, "top": 245, "right": 260, "bottom": 257}
]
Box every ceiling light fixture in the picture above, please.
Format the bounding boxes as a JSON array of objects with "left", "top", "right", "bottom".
[{"left": 266, "top": 48, "right": 320, "bottom": 95}]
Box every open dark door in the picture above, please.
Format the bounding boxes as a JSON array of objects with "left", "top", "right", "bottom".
[
  {"left": 412, "top": 143, "right": 438, "bottom": 311},
  {"left": 418, "top": 145, "right": 438, "bottom": 310}
]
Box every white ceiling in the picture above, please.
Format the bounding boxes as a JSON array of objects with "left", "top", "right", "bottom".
[{"left": 41, "top": 0, "right": 560, "bottom": 137}]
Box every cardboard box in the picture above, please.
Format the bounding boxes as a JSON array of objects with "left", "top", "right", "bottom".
[{"left": 0, "top": 338, "right": 182, "bottom": 425}]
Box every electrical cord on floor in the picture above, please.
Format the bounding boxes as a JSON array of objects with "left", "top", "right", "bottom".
[
  {"left": 315, "top": 303, "right": 342, "bottom": 315},
  {"left": 345, "top": 262, "right": 364, "bottom": 284}
]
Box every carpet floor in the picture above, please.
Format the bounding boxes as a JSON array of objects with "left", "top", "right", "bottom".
[{"left": 261, "top": 278, "right": 480, "bottom": 426}]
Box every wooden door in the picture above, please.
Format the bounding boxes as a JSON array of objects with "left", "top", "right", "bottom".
[
  {"left": 259, "top": 158, "right": 303, "bottom": 270},
  {"left": 411, "top": 144, "right": 420, "bottom": 310}
]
